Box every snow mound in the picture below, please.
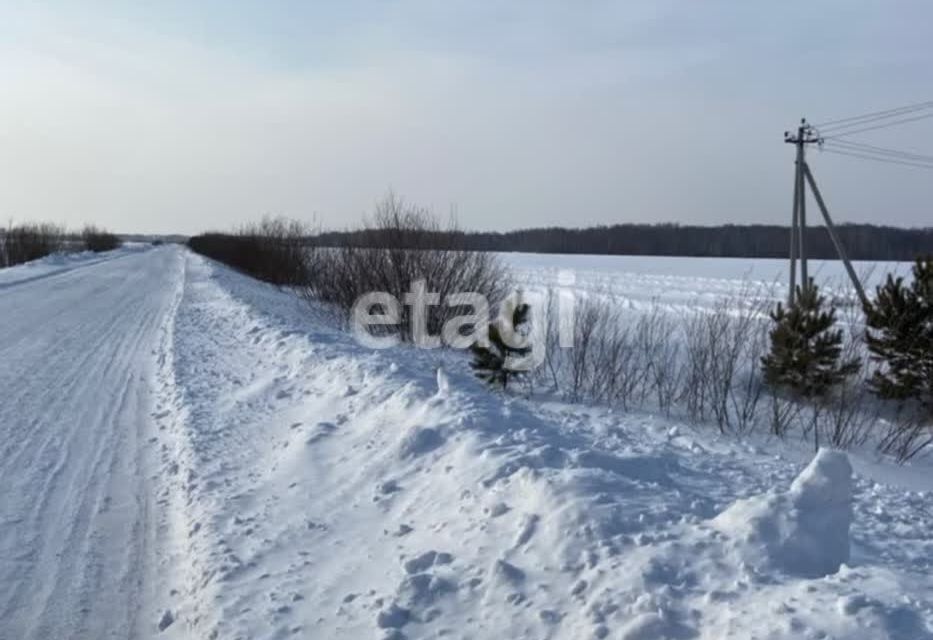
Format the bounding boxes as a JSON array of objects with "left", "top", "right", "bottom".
[{"left": 713, "top": 448, "right": 853, "bottom": 578}]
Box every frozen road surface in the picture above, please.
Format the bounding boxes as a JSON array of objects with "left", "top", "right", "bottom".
[{"left": 0, "top": 247, "right": 184, "bottom": 639}]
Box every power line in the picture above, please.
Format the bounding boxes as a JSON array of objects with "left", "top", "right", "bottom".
[
  {"left": 817, "top": 106, "right": 933, "bottom": 134},
  {"left": 821, "top": 111, "right": 933, "bottom": 138},
  {"left": 814, "top": 100, "right": 933, "bottom": 129},
  {"left": 821, "top": 144, "right": 933, "bottom": 166},
  {"left": 826, "top": 139, "right": 933, "bottom": 163},
  {"left": 820, "top": 146, "right": 933, "bottom": 170}
]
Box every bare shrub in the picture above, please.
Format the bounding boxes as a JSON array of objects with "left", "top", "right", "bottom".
[
  {"left": 603, "top": 320, "right": 644, "bottom": 411},
  {"left": 767, "top": 391, "right": 804, "bottom": 439},
  {"left": 681, "top": 310, "right": 713, "bottom": 423},
  {"left": 565, "top": 298, "right": 603, "bottom": 402},
  {"left": 878, "top": 410, "right": 933, "bottom": 463},
  {"left": 817, "top": 380, "right": 877, "bottom": 450},
  {"left": 0, "top": 222, "right": 65, "bottom": 267},
  {"left": 637, "top": 305, "right": 682, "bottom": 416},
  {"left": 305, "top": 193, "right": 507, "bottom": 340},
  {"left": 247, "top": 217, "right": 313, "bottom": 286},
  {"left": 536, "top": 289, "right": 569, "bottom": 393},
  {"left": 728, "top": 295, "right": 772, "bottom": 434},
  {"left": 535, "top": 295, "right": 647, "bottom": 408},
  {"left": 530, "top": 272, "right": 925, "bottom": 462},
  {"left": 534, "top": 283, "right": 772, "bottom": 432},
  {"left": 818, "top": 304, "right": 876, "bottom": 450},
  {"left": 559, "top": 297, "right": 641, "bottom": 406},
  {"left": 81, "top": 225, "right": 123, "bottom": 252},
  {"left": 188, "top": 217, "right": 311, "bottom": 286},
  {"left": 679, "top": 288, "right": 770, "bottom": 434}
]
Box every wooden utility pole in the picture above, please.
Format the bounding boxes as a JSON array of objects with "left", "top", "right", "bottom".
[{"left": 783, "top": 118, "right": 869, "bottom": 308}]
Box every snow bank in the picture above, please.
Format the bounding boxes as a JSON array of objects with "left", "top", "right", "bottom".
[
  {"left": 136, "top": 250, "right": 932, "bottom": 640},
  {"left": 713, "top": 448, "right": 853, "bottom": 578},
  {"left": 0, "top": 243, "right": 149, "bottom": 288}
]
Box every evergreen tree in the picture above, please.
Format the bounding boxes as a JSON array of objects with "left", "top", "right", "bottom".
[
  {"left": 470, "top": 298, "right": 531, "bottom": 389},
  {"left": 864, "top": 257, "right": 933, "bottom": 414},
  {"left": 761, "top": 280, "right": 860, "bottom": 398}
]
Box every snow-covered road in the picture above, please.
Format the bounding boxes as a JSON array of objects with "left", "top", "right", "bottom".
[
  {"left": 0, "top": 247, "right": 184, "bottom": 639},
  {"left": 1, "top": 246, "right": 931, "bottom": 639}
]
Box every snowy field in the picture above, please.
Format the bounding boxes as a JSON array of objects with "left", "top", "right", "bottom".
[
  {"left": 504, "top": 252, "right": 913, "bottom": 312},
  {"left": 1, "top": 246, "right": 931, "bottom": 639}
]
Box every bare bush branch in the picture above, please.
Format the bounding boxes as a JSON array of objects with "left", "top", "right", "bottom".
[
  {"left": 1, "top": 222, "right": 65, "bottom": 267},
  {"left": 81, "top": 225, "right": 123, "bottom": 253},
  {"left": 305, "top": 193, "right": 507, "bottom": 341}
]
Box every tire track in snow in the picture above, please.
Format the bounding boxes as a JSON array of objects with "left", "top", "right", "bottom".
[
  {"left": 0, "top": 247, "right": 185, "bottom": 639},
  {"left": 0, "top": 299, "right": 127, "bottom": 488},
  {"left": 0, "top": 275, "right": 138, "bottom": 625}
]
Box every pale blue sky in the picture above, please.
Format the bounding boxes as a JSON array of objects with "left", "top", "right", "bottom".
[{"left": 1, "top": 1, "right": 931, "bottom": 233}]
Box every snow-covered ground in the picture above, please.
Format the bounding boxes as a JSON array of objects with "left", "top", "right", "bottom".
[
  {"left": 504, "top": 252, "right": 912, "bottom": 311},
  {"left": 0, "top": 243, "right": 150, "bottom": 289},
  {"left": 1, "top": 246, "right": 931, "bottom": 639},
  {"left": 0, "top": 246, "right": 183, "bottom": 638}
]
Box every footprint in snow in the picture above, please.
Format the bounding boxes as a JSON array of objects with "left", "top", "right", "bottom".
[
  {"left": 514, "top": 513, "right": 540, "bottom": 548},
  {"left": 376, "top": 604, "right": 410, "bottom": 629},
  {"left": 396, "top": 573, "right": 455, "bottom": 608},
  {"left": 539, "top": 609, "right": 563, "bottom": 624},
  {"left": 493, "top": 559, "right": 525, "bottom": 585},
  {"left": 402, "top": 551, "right": 453, "bottom": 574},
  {"left": 488, "top": 502, "right": 510, "bottom": 518},
  {"left": 305, "top": 422, "right": 338, "bottom": 445},
  {"left": 378, "top": 480, "right": 402, "bottom": 495},
  {"left": 398, "top": 427, "right": 445, "bottom": 459},
  {"left": 157, "top": 610, "right": 174, "bottom": 632}
]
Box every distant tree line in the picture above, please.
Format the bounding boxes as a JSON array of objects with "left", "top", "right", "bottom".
[
  {"left": 1, "top": 222, "right": 122, "bottom": 268},
  {"left": 312, "top": 223, "right": 933, "bottom": 261}
]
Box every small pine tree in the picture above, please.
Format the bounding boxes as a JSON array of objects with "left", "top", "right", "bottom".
[
  {"left": 864, "top": 257, "right": 933, "bottom": 414},
  {"left": 470, "top": 298, "right": 531, "bottom": 389},
  {"left": 761, "top": 280, "right": 860, "bottom": 398}
]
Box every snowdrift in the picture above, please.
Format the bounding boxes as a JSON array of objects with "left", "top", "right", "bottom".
[{"left": 141, "top": 250, "right": 933, "bottom": 639}]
